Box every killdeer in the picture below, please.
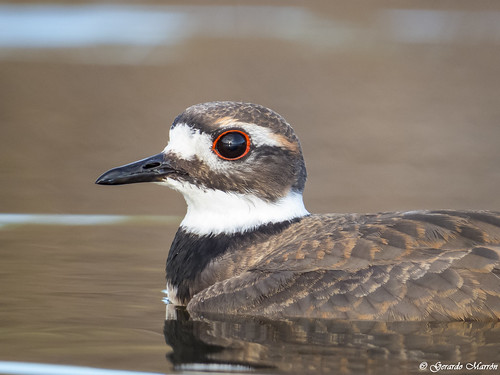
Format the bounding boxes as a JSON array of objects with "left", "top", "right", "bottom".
[{"left": 96, "top": 101, "right": 500, "bottom": 320}]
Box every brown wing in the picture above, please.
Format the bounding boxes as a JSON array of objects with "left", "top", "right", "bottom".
[{"left": 187, "top": 210, "right": 500, "bottom": 320}]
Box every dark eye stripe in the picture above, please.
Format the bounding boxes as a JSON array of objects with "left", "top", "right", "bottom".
[{"left": 212, "top": 130, "right": 251, "bottom": 160}]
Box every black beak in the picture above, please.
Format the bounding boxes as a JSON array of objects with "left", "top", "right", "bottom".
[{"left": 95, "top": 152, "right": 177, "bottom": 185}]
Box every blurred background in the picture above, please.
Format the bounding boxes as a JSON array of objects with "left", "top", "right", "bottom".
[
  {"left": 1, "top": 0, "right": 500, "bottom": 217},
  {"left": 1, "top": 2, "right": 500, "bottom": 373}
]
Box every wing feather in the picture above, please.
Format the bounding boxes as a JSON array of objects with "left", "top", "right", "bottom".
[{"left": 188, "top": 211, "right": 500, "bottom": 320}]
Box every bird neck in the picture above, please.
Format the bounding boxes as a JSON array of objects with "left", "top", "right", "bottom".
[
  {"left": 169, "top": 181, "right": 309, "bottom": 236},
  {"left": 166, "top": 217, "right": 303, "bottom": 304}
]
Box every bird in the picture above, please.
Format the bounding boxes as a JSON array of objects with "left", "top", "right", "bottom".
[{"left": 96, "top": 101, "right": 500, "bottom": 320}]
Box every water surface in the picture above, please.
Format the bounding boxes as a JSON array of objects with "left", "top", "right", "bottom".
[
  {"left": 1, "top": 218, "right": 499, "bottom": 374},
  {"left": 2, "top": 1, "right": 500, "bottom": 373},
  {"left": 0, "top": 218, "right": 174, "bottom": 374}
]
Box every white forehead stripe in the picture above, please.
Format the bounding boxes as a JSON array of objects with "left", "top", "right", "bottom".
[
  {"left": 162, "top": 124, "right": 209, "bottom": 161},
  {"left": 162, "top": 122, "right": 284, "bottom": 162},
  {"left": 159, "top": 179, "right": 309, "bottom": 235}
]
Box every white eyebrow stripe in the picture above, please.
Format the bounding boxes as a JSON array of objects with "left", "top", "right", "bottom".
[
  {"left": 222, "top": 121, "right": 281, "bottom": 148},
  {"left": 162, "top": 122, "right": 284, "bottom": 161}
]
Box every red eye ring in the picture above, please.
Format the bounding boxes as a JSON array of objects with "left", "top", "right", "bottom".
[{"left": 212, "top": 129, "right": 251, "bottom": 160}]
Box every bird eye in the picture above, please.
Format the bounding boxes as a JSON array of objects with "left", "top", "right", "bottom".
[{"left": 212, "top": 130, "right": 250, "bottom": 160}]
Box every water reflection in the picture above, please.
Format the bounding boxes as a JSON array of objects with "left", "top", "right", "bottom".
[
  {"left": 164, "top": 305, "right": 500, "bottom": 374},
  {"left": 0, "top": 213, "right": 179, "bottom": 228},
  {"left": 0, "top": 5, "right": 330, "bottom": 49},
  {"left": 382, "top": 10, "right": 500, "bottom": 44},
  {"left": 2, "top": 4, "right": 500, "bottom": 50},
  {"left": 0, "top": 361, "right": 163, "bottom": 375}
]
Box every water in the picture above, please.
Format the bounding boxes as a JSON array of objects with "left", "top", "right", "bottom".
[
  {"left": 2, "top": 1, "right": 500, "bottom": 373},
  {"left": 1, "top": 217, "right": 499, "bottom": 375},
  {"left": 2, "top": 5, "right": 500, "bottom": 55},
  {"left": 0, "top": 218, "right": 173, "bottom": 373},
  {"left": 165, "top": 307, "right": 500, "bottom": 374}
]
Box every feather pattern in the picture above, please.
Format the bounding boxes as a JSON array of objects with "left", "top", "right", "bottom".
[
  {"left": 185, "top": 210, "right": 500, "bottom": 320},
  {"left": 96, "top": 101, "right": 500, "bottom": 321}
]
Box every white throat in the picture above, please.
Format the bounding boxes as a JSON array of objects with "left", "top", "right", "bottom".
[{"left": 161, "top": 180, "right": 309, "bottom": 236}]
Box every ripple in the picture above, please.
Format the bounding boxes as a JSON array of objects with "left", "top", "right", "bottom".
[
  {"left": 0, "top": 361, "right": 163, "bottom": 375},
  {"left": 0, "top": 213, "right": 180, "bottom": 228}
]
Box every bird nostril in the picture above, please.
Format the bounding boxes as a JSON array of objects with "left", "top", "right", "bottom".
[{"left": 143, "top": 162, "right": 161, "bottom": 170}]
